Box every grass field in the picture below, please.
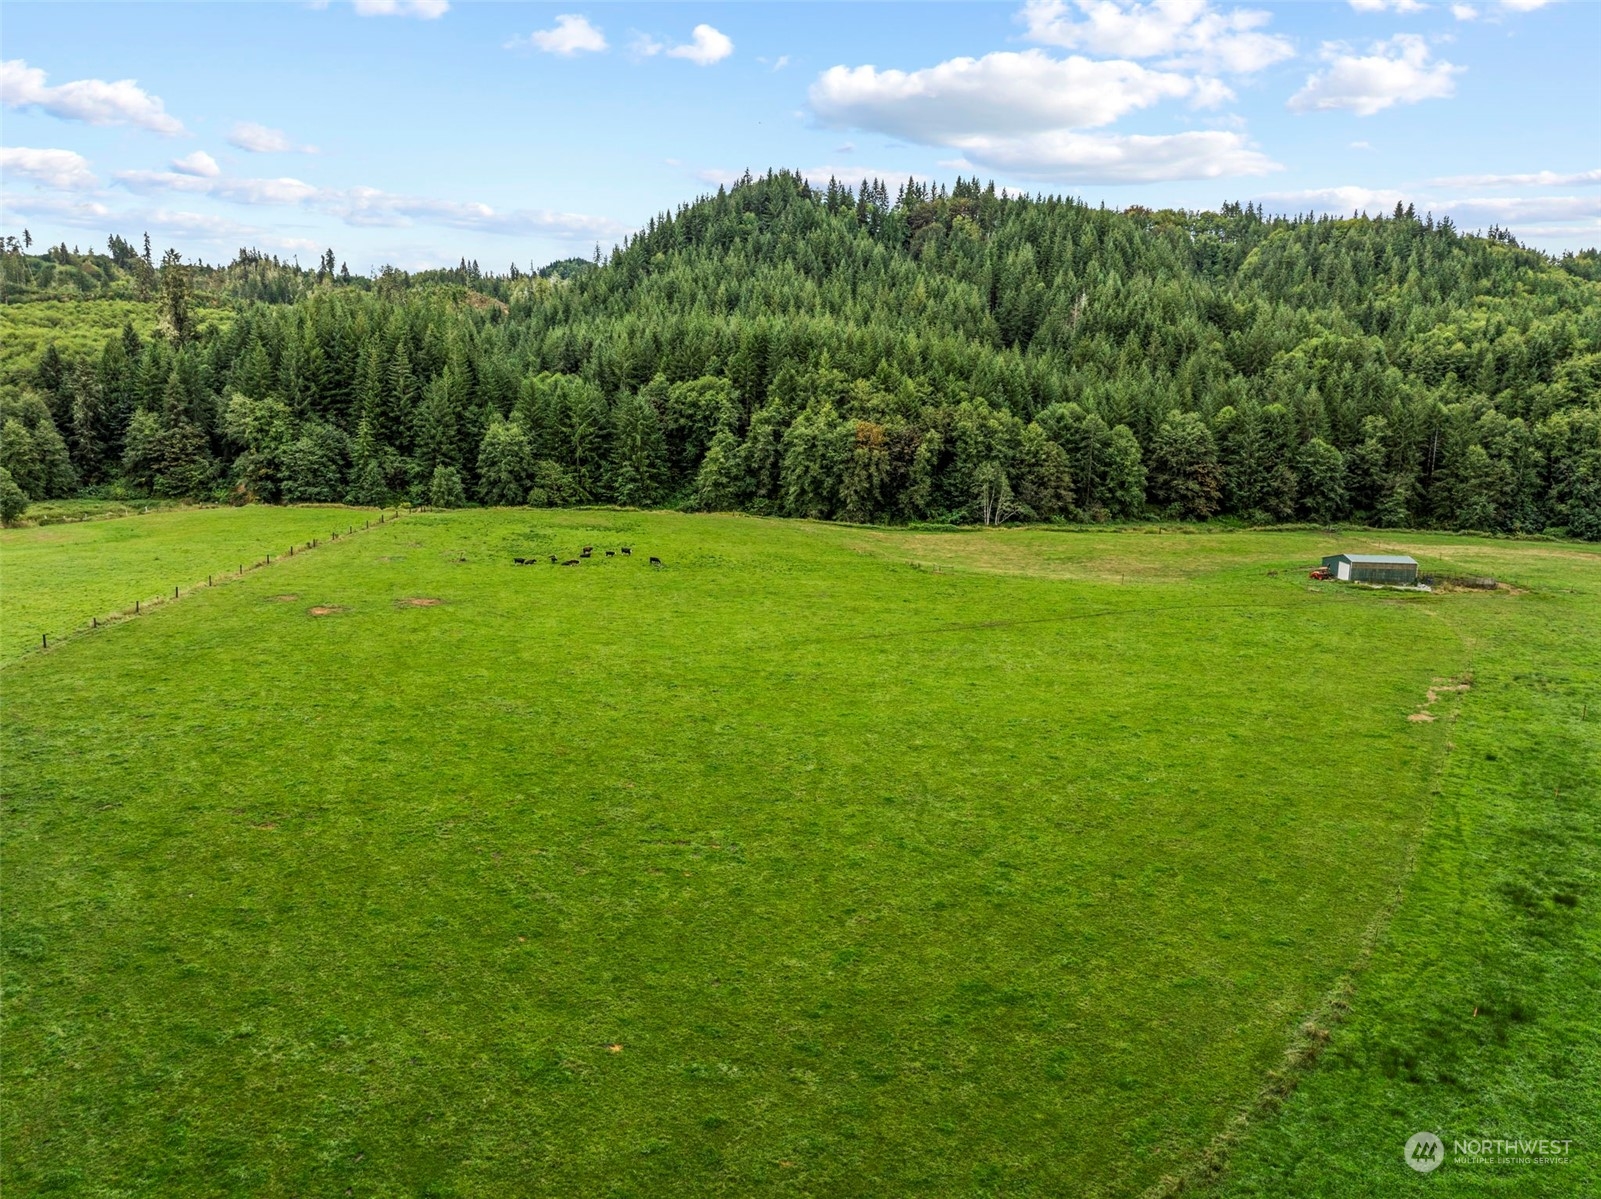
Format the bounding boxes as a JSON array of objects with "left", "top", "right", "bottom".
[
  {"left": 0, "top": 505, "right": 381, "bottom": 663},
  {"left": 1, "top": 509, "right": 1595, "bottom": 1196}
]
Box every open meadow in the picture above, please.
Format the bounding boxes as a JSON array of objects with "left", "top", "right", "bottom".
[{"left": 1, "top": 509, "right": 1596, "bottom": 1197}]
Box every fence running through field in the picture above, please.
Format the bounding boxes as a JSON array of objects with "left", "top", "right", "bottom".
[{"left": 22, "top": 509, "right": 409, "bottom": 660}]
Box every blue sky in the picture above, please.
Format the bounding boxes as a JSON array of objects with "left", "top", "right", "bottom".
[{"left": 2, "top": 1, "right": 1596, "bottom": 271}]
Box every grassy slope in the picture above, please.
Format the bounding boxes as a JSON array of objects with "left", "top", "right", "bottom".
[
  {"left": 0, "top": 505, "right": 380, "bottom": 663},
  {"left": 1, "top": 512, "right": 1590, "bottom": 1197},
  {"left": 0, "top": 298, "right": 231, "bottom": 377},
  {"left": 1211, "top": 544, "right": 1601, "bottom": 1197}
]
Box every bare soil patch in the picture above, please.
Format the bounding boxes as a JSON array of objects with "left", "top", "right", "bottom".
[
  {"left": 1408, "top": 712, "right": 1437, "bottom": 723},
  {"left": 307, "top": 605, "right": 347, "bottom": 617},
  {"left": 398, "top": 597, "right": 444, "bottom": 607},
  {"left": 268, "top": 594, "right": 299, "bottom": 603}
]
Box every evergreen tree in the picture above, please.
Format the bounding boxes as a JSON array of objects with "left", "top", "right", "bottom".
[
  {"left": 158, "top": 248, "right": 193, "bottom": 342},
  {"left": 1013, "top": 422, "right": 1074, "bottom": 520},
  {"left": 1566, "top": 451, "right": 1601, "bottom": 541},
  {"left": 427, "top": 464, "right": 468, "bottom": 509},
  {"left": 382, "top": 341, "right": 419, "bottom": 452},
  {"left": 0, "top": 419, "right": 42, "bottom": 497},
  {"left": 281, "top": 423, "right": 350, "bottom": 503},
  {"left": 413, "top": 373, "right": 461, "bottom": 477},
  {"left": 1148, "top": 412, "right": 1223, "bottom": 519},
  {"left": 346, "top": 419, "right": 390, "bottom": 506},
  {"left": 476, "top": 416, "right": 533, "bottom": 505},
  {"left": 527, "top": 459, "right": 580, "bottom": 507},
  {"left": 693, "top": 428, "right": 745, "bottom": 512},
  {"left": 0, "top": 466, "right": 27, "bottom": 523},
  {"left": 555, "top": 377, "right": 611, "bottom": 499},
  {"left": 838, "top": 420, "right": 894, "bottom": 523},
  {"left": 607, "top": 391, "right": 668, "bottom": 507},
  {"left": 30, "top": 419, "right": 77, "bottom": 498},
  {"left": 35, "top": 344, "right": 68, "bottom": 424},
  {"left": 781, "top": 403, "right": 850, "bottom": 520},
  {"left": 1101, "top": 425, "right": 1147, "bottom": 520},
  {"left": 1296, "top": 438, "right": 1347, "bottom": 524}
]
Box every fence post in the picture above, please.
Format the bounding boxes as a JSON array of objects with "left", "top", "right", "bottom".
[
  {"left": 135, "top": 600, "right": 140, "bottom": 613},
  {"left": 42, "top": 633, "right": 47, "bottom": 648}
]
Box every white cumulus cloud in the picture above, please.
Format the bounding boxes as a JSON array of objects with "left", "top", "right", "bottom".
[
  {"left": 1348, "top": 0, "right": 1426, "bottom": 13},
  {"left": 228, "top": 122, "right": 316, "bottom": 154},
  {"left": 667, "top": 24, "right": 734, "bottom": 65},
  {"left": 170, "top": 150, "right": 220, "bottom": 178},
  {"left": 0, "top": 146, "right": 98, "bottom": 190},
  {"left": 1019, "top": 0, "right": 1293, "bottom": 73},
  {"left": 0, "top": 192, "right": 114, "bottom": 225},
  {"left": 0, "top": 59, "right": 185, "bottom": 136},
  {"left": 947, "top": 128, "right": 1278, "bottom": 182},
  {"left": 1431, "top": 168, "right": 1601, "bottom": 187},
  {"left": 1257, "top": 185, "right": 1408, "bottom": 214},
  {"left": 516, "top": 14, "right": 608, "bottom": 56},
  {"left": 811, "top": 50, "right": 1201, "bottom": 138},
  {"left": 351, "top": 0, "right": 449, "bottom": 17},
  {"left": 810, "top": 47, "right": 1275, "bottom": 183},
  {"left": 107, "top": 161, "right": 625, "bottom": 242},
  {"left": 1450, "top": 3, "right": 1479, "bottom": 18},
  {"left": 1288, "top": 35, "right": 1461, "bottom": 116},
  {"left": 116, "top": 168, "right": 321, "bottom": 206},
  {"left": 321, "top": 187, "right": 626, "bottom": 239}
]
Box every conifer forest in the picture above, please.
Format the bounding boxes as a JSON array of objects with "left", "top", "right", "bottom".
[{"left": 3, "top": 171, "right": 1599, "bottom": 536}]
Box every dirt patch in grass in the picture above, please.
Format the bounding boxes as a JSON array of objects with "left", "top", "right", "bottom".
[
  {"left": 1408, "top": 712, "right": 1437, "bottom": 722},
  {"left": 268, "top": 594, "right": 299, "bottom": 603},
  {"left": 398, "top": 597, "right": 444, "bottom": 607},
  {"left": 307, "top": 605, "right": 347, "bottom": 617}
]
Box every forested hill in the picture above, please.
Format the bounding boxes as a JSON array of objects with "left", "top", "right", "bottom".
[{"left": 2, "top": 170, "right": 1598, "bottom": 537}]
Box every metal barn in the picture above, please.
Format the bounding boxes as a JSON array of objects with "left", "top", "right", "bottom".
[{"left": 1321, "top": 553, "right": 1419, "bottom": 584}]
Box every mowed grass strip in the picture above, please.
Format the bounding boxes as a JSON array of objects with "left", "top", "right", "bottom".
[
  {"left": 3, "top": 511, "right": 1489, "bottom": 1196},
  {"left": 0, "top": 503, "right": 380, "bottom": 662},
  {"left": 1212, "top": 555, "right": 1601, "bottom": 1198}
]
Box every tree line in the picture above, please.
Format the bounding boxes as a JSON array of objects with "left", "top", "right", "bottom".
[{"left": 1, "top": 170, "right": 1597, "bottom": 537}]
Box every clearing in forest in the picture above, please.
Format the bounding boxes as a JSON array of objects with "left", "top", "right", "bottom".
[{"left": 2, "top": 509, "right": 1595, "bottom": 1197}]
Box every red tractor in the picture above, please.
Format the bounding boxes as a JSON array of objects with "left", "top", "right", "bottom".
[{"left": 1309, "top": 566, "right": 1332, "bottom": 580}]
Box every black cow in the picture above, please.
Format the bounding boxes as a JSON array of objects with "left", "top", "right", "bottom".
[
  {"left": 580, "top": 549, "right": 592, "bottom": 559},
  {"left": 620, "top": 547, "right": 632, "bottom": 556},
  {"left": 514, "top": 558, "right": 526, "bottom": 565},
  {"left": 549, "top": 555, "right": 558, "bottom": 564},
  {"left": 562, "top": 559, "right": 580, "bottom": 567},
  {"left": 650, "top": 556, "right": 663, "bottom": 567},
  {"left": 605, "top": 550, "right": 615, "bottom": 557}
]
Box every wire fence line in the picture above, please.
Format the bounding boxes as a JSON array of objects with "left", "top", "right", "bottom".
[{"left": 15, "top": 509, "right": 412, "bottom": 663}]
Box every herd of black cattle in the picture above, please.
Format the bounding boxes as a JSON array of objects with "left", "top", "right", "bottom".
[{"left": 512, "top": 546, "right": 663, "bottom": 568}]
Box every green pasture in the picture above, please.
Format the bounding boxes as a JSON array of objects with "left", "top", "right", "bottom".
[
  {"left": 1, "top": 511, "right": 1595, "bottom": 1197},
  {"left": 1215, "top": 543, "right": 1600, "bottom": 1197},
  {"left": 0, "top": 504, "right": 379, "bottom": 663}
]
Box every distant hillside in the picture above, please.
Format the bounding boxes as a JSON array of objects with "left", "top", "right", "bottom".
[{"left": 1, "top": 171, "right": 1597, "bottom": 537}]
